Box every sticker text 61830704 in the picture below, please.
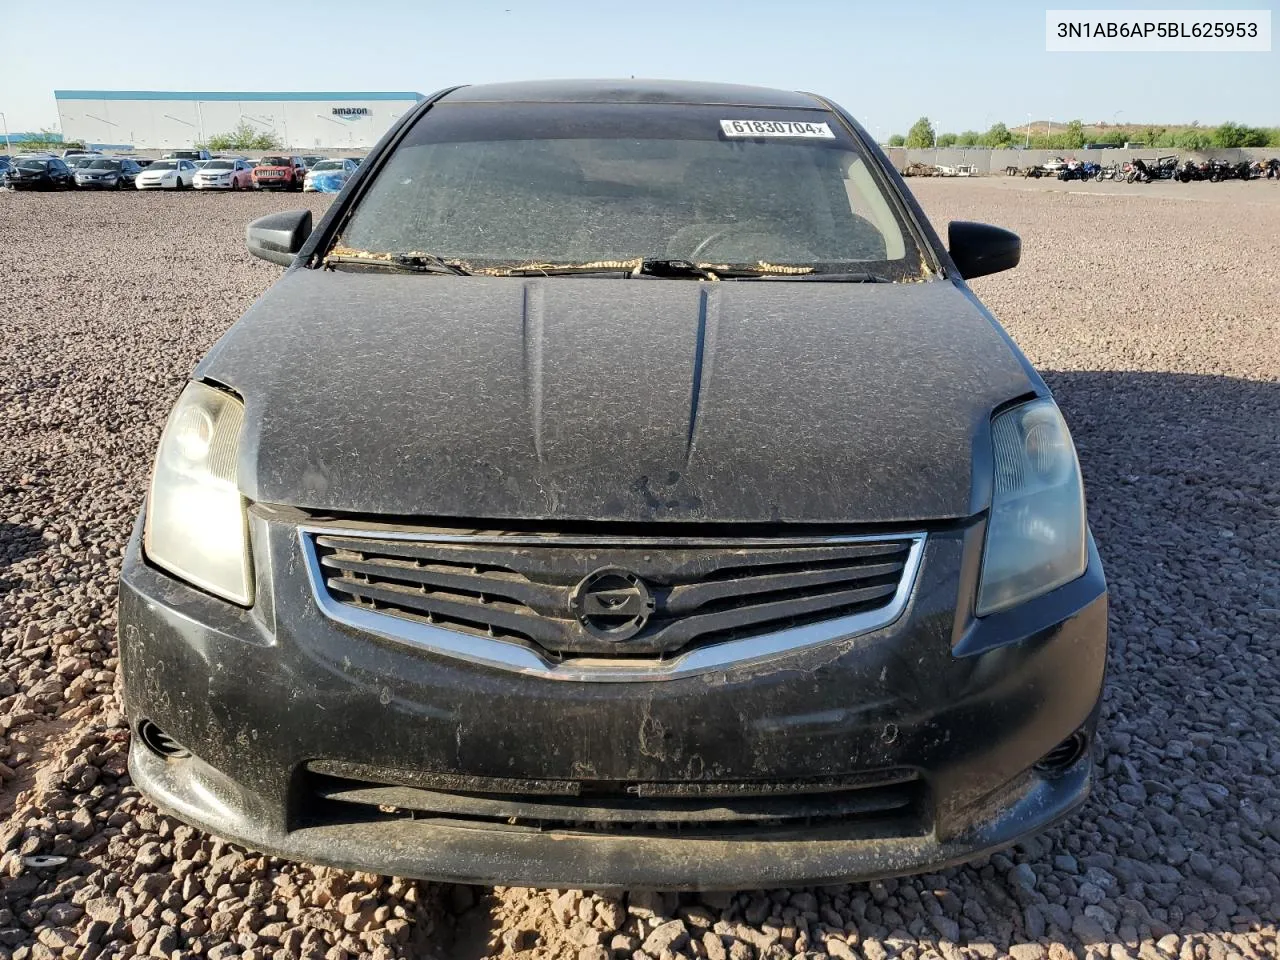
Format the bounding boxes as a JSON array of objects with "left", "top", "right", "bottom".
[{"left": 720, "top": 119, "right": 836, "bottom": 139}]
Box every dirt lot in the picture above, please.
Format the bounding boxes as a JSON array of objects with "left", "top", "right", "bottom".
[{"left": 1, "top": 181, "right": 1277, "bottom": 960}]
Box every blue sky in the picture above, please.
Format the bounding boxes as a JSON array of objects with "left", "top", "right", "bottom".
[{"left": 3, "top": 0, "right": 1275, "bottom": 134}]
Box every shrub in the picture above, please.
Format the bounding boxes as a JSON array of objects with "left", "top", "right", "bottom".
[{"left": 905, "top": 117, "right": 936, "bottom": 149}]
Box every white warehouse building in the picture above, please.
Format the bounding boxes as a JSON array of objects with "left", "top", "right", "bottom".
[{"left": 54, "top": 90, "right": 425, "bottom": 151}]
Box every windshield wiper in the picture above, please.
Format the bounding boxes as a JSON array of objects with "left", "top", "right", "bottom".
[
  {"left": 324, "top": 251, "right": 471, "bottom": 276},
  {"left": 746, "top": 271, "right": 894, "bottom": 282},
  {"left": 499, "top": 259, "right": 815, "bottom": 280}
]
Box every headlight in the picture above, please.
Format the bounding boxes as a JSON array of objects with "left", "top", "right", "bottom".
[
  {"left": 144, "top": 382, "right": 253, "bottom": 604},
  {"left": 975, "top": 398, "right": 1086, "bottom": 615}
]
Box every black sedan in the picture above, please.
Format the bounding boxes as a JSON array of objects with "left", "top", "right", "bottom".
[
  {"left": 4, "top": 156, "right": 76, "bottom": 190},
  {"left": 75, "top": 157, "right": 144, "bottom": 190},
  {"left": 119, "top": 79, "right": 1107, "bottom": 890}
]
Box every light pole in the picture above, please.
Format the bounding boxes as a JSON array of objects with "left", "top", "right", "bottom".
[{"left": 1025, "top": 113, "right": 1032, "bottom": 149}]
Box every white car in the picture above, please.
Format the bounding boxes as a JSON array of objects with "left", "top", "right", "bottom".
[
  {"left": 194, "top": 158, "right": 254, "bottom": 191},
  {"left": 303, "top": 158, "right": 359, "bottom": 193},
  {"left": 135, "top": 159, "right": 198, "bottom": 190}
]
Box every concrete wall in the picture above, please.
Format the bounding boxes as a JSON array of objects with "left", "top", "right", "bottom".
[{"left": 892, "top": 146, "right": 1277, "bottom": 174}]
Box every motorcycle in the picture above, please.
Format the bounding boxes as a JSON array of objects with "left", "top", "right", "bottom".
[
  {"left": 1058, "top": 161, "right": 1100, "bottom": 181},
  {"left": 1207, "top": 158, "right": 1250, "bottom": 182},
  {"left": 1177, "top": 159, "right": 1210, "bottom": 182},
  {"left": 1125, "top": 159, "right": 1151, "bottom": 183}
]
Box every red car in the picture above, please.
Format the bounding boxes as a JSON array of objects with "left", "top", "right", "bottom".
[{"left": 252, "top": 154, "right": 307, "bottom": 191}]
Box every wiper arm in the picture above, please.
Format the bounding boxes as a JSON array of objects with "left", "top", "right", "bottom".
[
  {"left": 636, "top": 259, "right": 720, "bottom": 280},
  {"left": 324, "top": 249, "right": 471, "bottom": 276}
]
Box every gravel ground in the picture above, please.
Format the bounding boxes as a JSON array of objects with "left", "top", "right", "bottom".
[{"left": 1, "top": 182, "right": 1277, "bottom": 960}]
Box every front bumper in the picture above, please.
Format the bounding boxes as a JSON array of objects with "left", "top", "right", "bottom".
[
  {"left": 119, "top": 514, "right": 1107, "bottom": 889},
  {"left": 136, "top": 180, "right": 175, "bottom": 190}
]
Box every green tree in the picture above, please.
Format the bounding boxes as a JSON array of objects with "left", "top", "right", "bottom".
[
  {"left": 1239, "top": 126, "right": 1270, "bottom": 147},
  {"left": 1215, "top": 123, "right": 1267, "bottom": 147},
  {"left": 1175, "top": 129, "right": 1213, "bottom": 151},
  {"left": 905, "top": 117, "right": 936, "bottom": 149},
  {"left": 1064, "top": 120, "right": 1085, "bottom": 150},
  {"left": 955, "top": 130, "right": 981, "bottom": 147},
  {"left": 936, "top": 132, "right": 958, "bottom": 148},
  {"left": 199, "top": 120, "right": 282, "bottom": 152},
  {"left": 981, "top": 122, "right": 1013, "bottom": 148},
  {"left": 887, "top": 134, "right": 906, "bottom": 147}
]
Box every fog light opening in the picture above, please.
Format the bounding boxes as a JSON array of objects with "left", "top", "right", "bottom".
[
  {"left": 137, "top": 719, "right": 191, "bottom": 760},
  {"left": 1035, "top": 731, "right": 1088, "bottom": 777}
]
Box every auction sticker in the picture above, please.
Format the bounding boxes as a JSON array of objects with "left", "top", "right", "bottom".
[{"left": 720, "top": 119, "right": 835, "bottom": 139}]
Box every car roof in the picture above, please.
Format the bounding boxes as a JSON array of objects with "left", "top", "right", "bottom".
[{"left": 439, "top": 79, "right": 824, "bottom": 109}]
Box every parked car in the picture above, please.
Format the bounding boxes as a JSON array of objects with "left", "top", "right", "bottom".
[
  {"left": 302, "top": 157, "right": 358, "bottom": 193},
  {"left": 4, "top": 156, "right": 75, "bottom": 190},
  {"left": 163, "top": 149, "right": 212, "bottom": 162},
  {"left": 120, "top": 79, "right": 1107, "bottom": 891},
  {"left": 301, "top": 155, "right": 327, "bottom": 169},
  {"left": 194, "top": 158, "right": 255, "bottom": 191},
  {"left": 135, "top": 159, "right": 198, "bottom": 190},
  {"left": 75, "top": 156, "right": 144, "bottom": 190},
  {"left": 66, "top": 156, "right": 100, "bottom": 180},
  {"left": 135, "top": 158, "right": 157, "bottom": 168},
  {"left": 63, "top": 148, "right": 102, "bottom": 161},
  {"left": 0, "top": 159, "right": 12, "bottom": 181},
  {"left": 252, "top": 154, "right": 307, "bottom": 191}
]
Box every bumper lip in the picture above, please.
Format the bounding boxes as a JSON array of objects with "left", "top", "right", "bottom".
[
  {"left": 298, "top": 525, "right": 928, "bottom": 682},
  {"left": 128, "top": 739, "right": 1092, "bottom": 891}
]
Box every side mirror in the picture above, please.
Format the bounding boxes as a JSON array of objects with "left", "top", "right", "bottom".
[
  {"left": 947, "top": 221, "right": 1021, "bottom": 280},
  {"left": 246, "top": 209, "right": 313, "bottom": 267}
]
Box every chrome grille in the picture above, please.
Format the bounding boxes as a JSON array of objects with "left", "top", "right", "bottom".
[{"left": 307, "top": 530, "right": 922, "bottom": 664}]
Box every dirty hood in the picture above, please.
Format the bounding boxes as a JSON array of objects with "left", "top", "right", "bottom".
[{"left": 198, "top": 271, "right": 1034, "bottom": 524}]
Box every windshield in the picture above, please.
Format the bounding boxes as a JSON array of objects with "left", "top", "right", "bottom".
[
  {"left": 150, "top": 161, "right": 178, "bottom": 171},
  {"left": 338, "top": 102, "right": 923, "bottom": 278},
  {"left": 312, "top": 160, "right": 344, "bottom": 171},
  {"left": 261, "top": 156, "right": 290, "bottom": 166},
  {"left": 204, "top": 160, "right": 235, "bottom": 170},
  {"left": 15, "top": 159, "right": 48, "bottom": 170},
  {"left": 87, "top": 159, "right": 122, "bottom": 170}
]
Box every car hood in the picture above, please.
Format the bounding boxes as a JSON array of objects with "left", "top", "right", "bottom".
[{"left": 198, "top": 272, "right": 1035, "bottom": 525}]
